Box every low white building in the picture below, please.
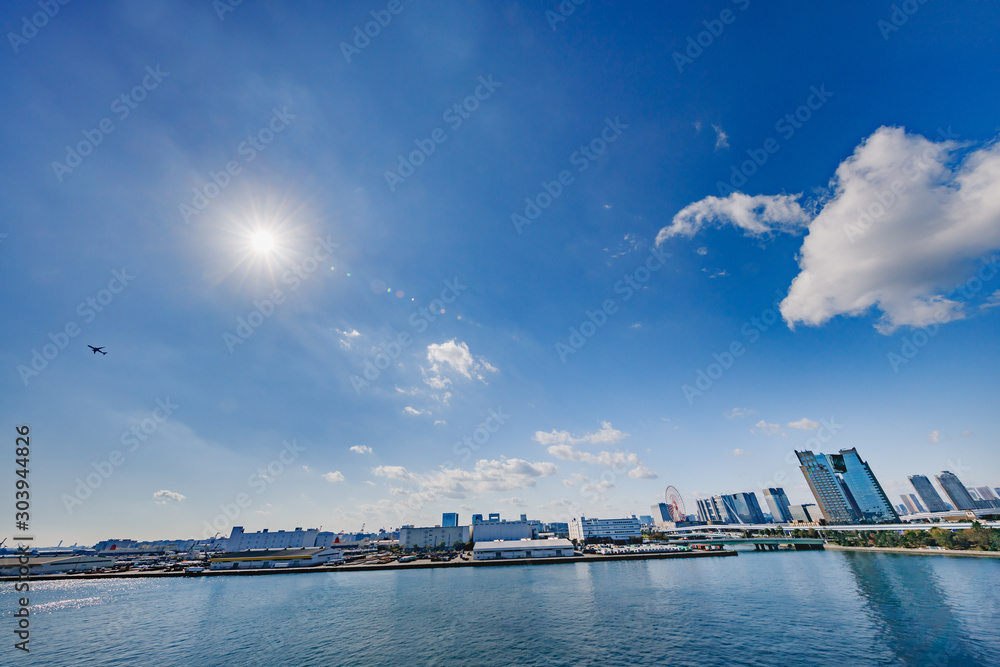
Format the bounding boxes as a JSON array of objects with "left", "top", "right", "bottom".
[
  {"left": 398, "top": 525, "right": 470, "bottom": 549},
  {"left": 569, "top": 516, "right": 641, "bottom": 543},
  {"left": 473, "top": 538, "right": 576, "bottom": 560},
  {"left": 225, "top": 526, "right": 322, "bottom": 551},
  {"left": 208, "top": 547, "right": 342, "bottom": 570},
  {"left": 0, "top": 555, "right": 115, "bottom": 576}
]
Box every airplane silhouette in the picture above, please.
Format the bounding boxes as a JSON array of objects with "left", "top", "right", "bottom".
[{"left": 88, "top": 345, "right": 107, "bottom": 355}]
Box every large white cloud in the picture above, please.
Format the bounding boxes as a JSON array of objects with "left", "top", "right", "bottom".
[
  {"left": 659, "top": 127, "right": 1000, "bottom": 333},
  {"left": 655, "top": 192, "right": 810, "bottom": 244},
  {"left": 535, "top": 422, "right": 657, "bottom": 479},
  {"left": 781, "top": 127, "right": 1000, "bottom": 332}
]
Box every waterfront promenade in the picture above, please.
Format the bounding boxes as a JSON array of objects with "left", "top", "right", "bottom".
[{"left": 0, "top": 548, "right": 736, "bottom": 583}]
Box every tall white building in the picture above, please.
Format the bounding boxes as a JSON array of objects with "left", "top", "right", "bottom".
[
  {"left": 568, "top": 516, "right": 641, "bottom": 543},
  {"left": 225, "top": 526, "right": 320, "bottom": 551}
]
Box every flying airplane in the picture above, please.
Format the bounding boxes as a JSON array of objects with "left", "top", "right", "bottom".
[{"left": 88, "top": 345, "right": 107, "bottom": 355}]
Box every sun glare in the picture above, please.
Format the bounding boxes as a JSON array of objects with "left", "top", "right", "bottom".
[{"left": 251, "top": 231, "right": 275, "bottom": 253}]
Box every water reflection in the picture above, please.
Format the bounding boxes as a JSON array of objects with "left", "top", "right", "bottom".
[{"left": 842, "top": 552, "right": 981, "bottom": 665}]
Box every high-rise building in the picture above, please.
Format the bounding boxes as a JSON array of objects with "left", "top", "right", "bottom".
[
  {"left": 895, "top": 504, "right": 908, "bottom": 516},
  {"left": 975, "top": 486, "right": 998, "bottom": 501},
  {"left": 797, "top": 448, "right": 898, "bottom": 524},
  {"left": 796, "top": 451, "right": 858, "bottom": 523},
  {"left": 696, "top": 497, "right": 724, "bottom": 523},
  {"left": 900, "top": 493, "right": 926, "bottom": 514},
  {"left": 471, "top": 514, "right": 483, "bottom": 524},
  {"left": 936, "top": 471, "right": 977, "bottom": 511},
  {"left": 762, "top": 488, "right": 793, "bottom": 523},
  {"left": 442, "top": 513, "right": 458, "bottom": 527},
  {"left": 835, "top": 449, "right": 898, "bottom": 522},
  {"left": 908, "top": 475, "right": 949, "bottom": 513},
  {"left": 729, "top": 492, "right": 766, "bottom": 524},
  {"left": 788, "top": 504, "right": 822, "bottom": 523},
  {"left": 651, "top": 503, "right": 673, "bottom": 526}
]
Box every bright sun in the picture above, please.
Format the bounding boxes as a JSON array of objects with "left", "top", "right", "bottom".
[{"left": 251, "top": 231, "right": 275, "bottom": 253}]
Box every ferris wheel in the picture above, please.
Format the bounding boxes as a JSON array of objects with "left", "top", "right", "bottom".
[{"left": 664, "top": 486, "right": 687, "bottom": 522}]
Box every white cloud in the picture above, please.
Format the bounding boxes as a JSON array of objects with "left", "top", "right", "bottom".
[
  {"left": 403, "top": 406, "right": 430, "bottom": 416},
  {"left": 337, "top": 328, "right": 360, "bottom": 338},
  {"left": 372, "top": 457, "right": 557, "bottom": 503},
  {"left": 780, "top": 127, "right": 1000, "bottom": 333},
  {"left": 434, "top": 420, "right": 447, "bottom": 426},
  {"left": 500, "top": 496, "right": 527, "bottom": 507},
  {"left": 725, "top": 407, "right": 755, "bottom": 419},
  {"left": 929, "top": 430, "right": 940, "bottom": 444},
  {"left": 731, "top": 448, "right": 749, "bottom": 457},
  {"left": 322, "top": 471, "right": 345, "bottom": 483},
  {"left": 655, "top": 193, "right": 810, "bottom": 244},
  {"left": 628, "top": 465, "right": 658, "bottom": 479},
  {"left": 752, "top": 421, "right": 784, "bottom": 436},
  {"left": 696, "top": 246, "right": 708, "bottom": 255},
  {"left": 350, "top": 445, "right": 373, "bottom": 454},
  {"left": 152, "top": 489, "right": 185, "bottom": 504},
  {"left": 373, "top": 465, "right": 413, "bottom": 480},
  {"left": 533, "top": 421, "right": 627, "bottom": 447},
  {"left": 980, "top": 290, "right": 1000, "bottom": 310},
  {"left": 425, "top": 340, "right": 498, "bottom": 384},
  {"left": 364, "top": 480, "right": 376, "bottom": 486},
  {"left": 788, "top": 418, "right": 820, "bottom": 431},
  {"left": 712, "top": 124, "right": 729, "bottom": 150}
]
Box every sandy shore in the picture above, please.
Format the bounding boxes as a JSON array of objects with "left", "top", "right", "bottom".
[
  {"left": 825, "top": 544, "right": 1000, "bottom": 558},
  {"left": 1, "top": 549, "right": 736, "bottom": 583}
]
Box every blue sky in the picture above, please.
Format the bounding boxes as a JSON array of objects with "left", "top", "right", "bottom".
[{"left": 2, "top": 0, "right": 999, "bottom": 545}]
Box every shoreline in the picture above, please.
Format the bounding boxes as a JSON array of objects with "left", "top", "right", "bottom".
[
  {"left": 825, "top": 544, "right": 1000, "bottom": 558},
  {"left": 0, "top": 549, "right": 736, "bottom": 583}
]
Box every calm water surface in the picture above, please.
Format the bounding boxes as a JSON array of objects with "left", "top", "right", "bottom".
[{"left": 2, "top": 549, "right": 998, "bottom": 665}]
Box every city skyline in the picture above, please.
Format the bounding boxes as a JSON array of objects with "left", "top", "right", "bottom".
[{"left": 3, "top": 2, "right": 999, "bottom": 546}]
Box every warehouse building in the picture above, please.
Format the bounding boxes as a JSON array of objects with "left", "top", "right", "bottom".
[
  {"left": 208, "top": 547, "right": 342, "bottom": 570},
  {"left": 398, "top": 525, "right": 470, "bottom": 549},
  {"left": 0, "top": 554, "right": 115, "bottom": 576},
  {"left": 473, "top": 538, "right": 576, "bottom": 560}
]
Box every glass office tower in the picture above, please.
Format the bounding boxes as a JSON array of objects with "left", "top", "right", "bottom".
[
  {"left": 796, "top": 450, "right": 859, "bottom": 523},
  {"left": 763, "top": 487, "right": 793, "bottom": 522},
  {"left": 442, "top": 513, "right": 458, "bottom": 527},
  {"left": 834, "top": 449, "right": 899, "bottom": 522},
  {"left": 908, "top": 475, "right": 949, "bottom": 513},
  {"left": 935, "top": 471, "right": 977, "bottom": 511}
]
